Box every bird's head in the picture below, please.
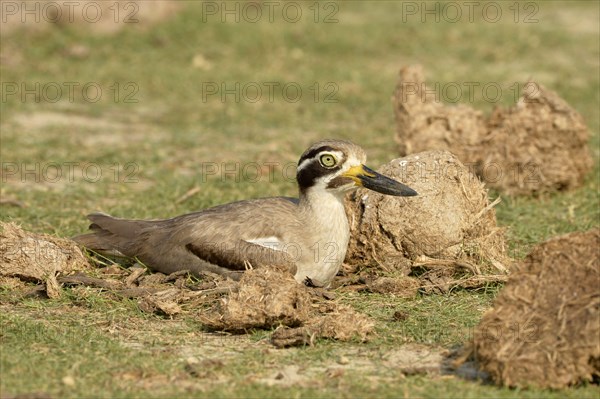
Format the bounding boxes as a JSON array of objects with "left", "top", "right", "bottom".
[{"left": 296, "top": 139, "right": 417, "bottom": 198}]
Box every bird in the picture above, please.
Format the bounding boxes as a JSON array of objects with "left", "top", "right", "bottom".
[{"left": 73, "top": 139, "right": 417, "bottom": 287}]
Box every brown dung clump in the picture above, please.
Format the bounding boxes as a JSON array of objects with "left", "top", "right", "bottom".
[
  {"left": 200, "top": 267, "right": 312, "bottom": 330},
  {"left": 0, "top": 222, "right": 91, "bottom": 298},
  {"left": 483, "top": 85, "right": 593, "bottom": 194},
  {"left": 472, "top": 229, "right": 600, "bottom": 388},
  {"left": 394, "top": 65, "right": 486, "bottom": 164},
  {"left": 394, "top": 65, "right": 593, "bottom": 195},
  {"left": 345, "top": 150, "right": 510, "bottom": 292},
  {"left": 200, "top": 267, "right": 374, "bottom": 346}
]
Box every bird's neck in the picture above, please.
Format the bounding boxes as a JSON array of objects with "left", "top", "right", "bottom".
[
  {"left": 295, "top": 188, "right": 351, "bottom": 286},
  {"left": 298, "top": 188, "right": 350, "bottom": 239}
]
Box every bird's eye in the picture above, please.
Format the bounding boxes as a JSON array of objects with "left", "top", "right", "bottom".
[{"left": 319, "top": 154, "right": 337, "bottom": 168}]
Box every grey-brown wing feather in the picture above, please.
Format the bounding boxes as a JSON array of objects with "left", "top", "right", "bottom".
[{"left": 73, "top": 197, "right": 301, "bottom": 278}]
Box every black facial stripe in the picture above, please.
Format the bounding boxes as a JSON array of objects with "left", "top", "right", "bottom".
[
  {"left": 327, "top": 176, "right": 353, "bottom": 189},
  {"left": 296, "top": 159, "right": 342, "bottom": 192},
  {"left": 298, "top": 146, "right": 337, "bottom": 166}
]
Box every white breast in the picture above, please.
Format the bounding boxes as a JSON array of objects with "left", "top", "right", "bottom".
[{"left": 293, "top": 189, "right": 350, "bottom": 287}]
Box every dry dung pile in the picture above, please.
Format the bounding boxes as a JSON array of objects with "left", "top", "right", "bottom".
[
  {"left": 394, "top": 65, "right": 593, "bottom": 195},
  {"left": 200, "top": 266, "right": 313, "bottom": 330},
  {"left": 200, "top": 267, "right": 374, "bottom": 347},
  {"left": 345, "top": 150, "right": 510, "bottom": 292},
  {"left": 472, "top": 229, "right": 600, "bottom": 388},
  {"left": 394, "top": 65, "right": 486, "bottom": 165},
  {"left": 483, "top": 85, "right": 593, "bottom": 194},
  {"left": 0, "top": 222, "right": 92, "bottom": 298}
]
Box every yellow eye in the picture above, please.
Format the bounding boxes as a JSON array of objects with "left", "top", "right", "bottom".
[{"left": 319, "top": 154, "right": 337, "bottom": 168}]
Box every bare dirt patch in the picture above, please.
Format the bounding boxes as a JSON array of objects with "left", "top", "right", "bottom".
[
  {"left": 469, "top": 229, "right": 600, "bottom": 388},
  {"left": 256, "top": 344, "right": 450, "bottom": 387},
  {"left": 9, "top": 110, "right": 163, "bottom": 149},
  {"left": 12, "top": 111, "right": 126, "bottom": 132}
]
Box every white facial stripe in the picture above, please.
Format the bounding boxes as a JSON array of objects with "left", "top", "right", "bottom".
[
  {"left": 297, "top": 150, "right": 345, "bottom": 173},
  {"left": 245, "top": 237, "right": 283, "bottom": 251},
  {"left": 296, "top": 158, "right": 312, "bottom": 172}
]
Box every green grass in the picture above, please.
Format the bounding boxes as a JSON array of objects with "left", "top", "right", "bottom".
[{"left": 1, "top": 1, "right": 599, "bottom": 398}]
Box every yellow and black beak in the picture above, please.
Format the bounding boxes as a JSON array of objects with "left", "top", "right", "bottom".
[{"left": 343, "top": 165, "right": 417, "bottom": 197}]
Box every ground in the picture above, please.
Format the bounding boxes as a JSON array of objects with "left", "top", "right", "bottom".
[{"left": 1, "top": 1, "right": 599, "bottom": 398}]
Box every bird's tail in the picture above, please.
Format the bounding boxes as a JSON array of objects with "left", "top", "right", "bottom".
[{"left": 72, "top": 212, "right": 154, "bottom": 258}]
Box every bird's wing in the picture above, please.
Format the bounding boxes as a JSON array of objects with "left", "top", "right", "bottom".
[
  {"left": 73, "top": 197, "right": 300, "bottom": 277},
  {"left": 164, "top": 197, "right": 300, "bottom": 272}
]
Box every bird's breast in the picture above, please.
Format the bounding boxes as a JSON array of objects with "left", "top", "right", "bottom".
[{"left": 292, "top": 194, "right": 350, "bottom": 286}]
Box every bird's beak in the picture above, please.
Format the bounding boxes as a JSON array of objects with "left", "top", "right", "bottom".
[{"left": 342, "top": 165, "right": 418, "bottom": 196}]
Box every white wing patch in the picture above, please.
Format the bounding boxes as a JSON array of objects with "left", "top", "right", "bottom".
[{"left": 245, "top": 236, "right": 284, "bottom": 251}]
